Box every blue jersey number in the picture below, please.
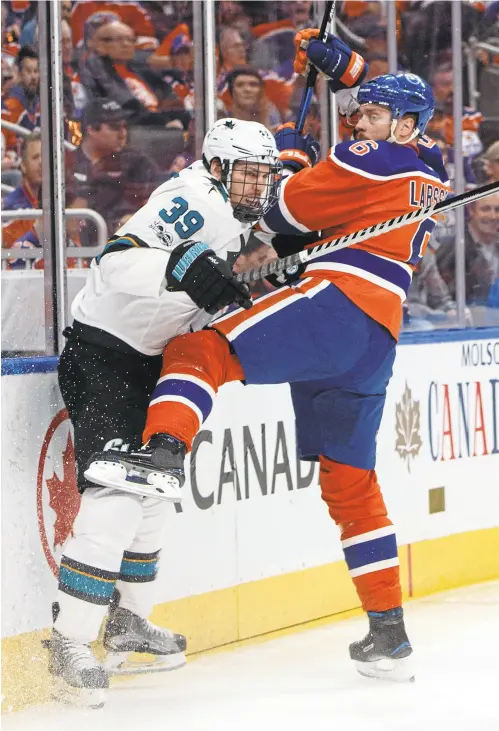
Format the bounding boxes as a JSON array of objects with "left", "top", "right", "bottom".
[
  {"left": 159, "top": 197, "right": 204, "bottom": 240},
  {"left": 407, "top": 218, "right": 435, "bottom": 265}
]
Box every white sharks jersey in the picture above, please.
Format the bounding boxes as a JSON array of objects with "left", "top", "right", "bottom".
[{"left": 71, "top": 161, "right": 251, "bottom": 355}]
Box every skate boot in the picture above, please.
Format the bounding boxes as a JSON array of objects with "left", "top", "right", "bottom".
[
  {"left": 84, "top": 434, "right": 186, "bottom": 502},
  {"left": 48, "top": 629, "right": 109, "bottom": 708},
  {"left": 103, "top": 606, "right": 187, "bottom": 675},
  {"left": 349, "top": 607, "right": 415, "bottom": 682}
]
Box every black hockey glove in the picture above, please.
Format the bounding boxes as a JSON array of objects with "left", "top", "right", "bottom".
[
  {"left": 264, "top": 231, "right": 317, "bottom": 288},
  {"left": 265, "top": 263, "right": 306, "bottom": 289},
  {"left": 166, "top": 241, "right": 253, "bottom": 315}
]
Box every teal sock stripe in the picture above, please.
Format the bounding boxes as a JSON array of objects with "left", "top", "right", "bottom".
[
  {"left": 119, "top": 550, "right": 160, "bottom": 583},
  {"left": 59, "top": 556, "right": 119, "bottom": 606}
]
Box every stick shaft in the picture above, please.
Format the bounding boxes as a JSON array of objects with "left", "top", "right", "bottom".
[
  {"left": 237, "top": 181, "right": 499, "bottom": 284},
  {"left": 295, "top": 1, "right": 335, "bottom": 133}
]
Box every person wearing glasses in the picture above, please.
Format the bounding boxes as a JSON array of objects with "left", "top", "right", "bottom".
[{"left": 79, "top": 18, "right": 189, "bottom": 129}]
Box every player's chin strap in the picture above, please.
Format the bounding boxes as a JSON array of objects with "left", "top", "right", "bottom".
[{"left": 237, "top": 180, "right": 499, "bottom": 284}]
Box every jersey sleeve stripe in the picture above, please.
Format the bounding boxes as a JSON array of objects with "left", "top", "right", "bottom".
[
  {"left": 304, "top": 248, "right": 414, "bottom": 300},
  {"left": 96, "top": 234, "right": 150, "bottom": 263},
  {"left": 305, "top": 261, "right": 408, "bottom": 302}
]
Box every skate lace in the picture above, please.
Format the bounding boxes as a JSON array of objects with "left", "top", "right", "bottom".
[
  {"left": 61, "top": 636, "right": 99, "bottom": 671},
  {"left": 137, "top": 616, "right": 174, "bottom": 640}
]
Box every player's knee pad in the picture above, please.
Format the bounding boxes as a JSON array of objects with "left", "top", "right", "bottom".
[{"left": 319, "top": 456, "right": 390, "bottom": 535}]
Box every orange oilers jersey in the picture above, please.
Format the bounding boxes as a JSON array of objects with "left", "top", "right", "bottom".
[{"left": 260, "top": 139, "right": 451, "bottom": 339}]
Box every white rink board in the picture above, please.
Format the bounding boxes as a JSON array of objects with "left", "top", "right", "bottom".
[{"left": 2, "top": 337, "right": 498, "bottom": 638}]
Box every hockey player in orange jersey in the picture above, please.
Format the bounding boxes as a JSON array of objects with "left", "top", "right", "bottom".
[{"left": 86, "top": 33, "right": 450, "bottom": 682}]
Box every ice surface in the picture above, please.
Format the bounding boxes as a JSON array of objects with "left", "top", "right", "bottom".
[{"left": 3, "top": 582, "right": 498, "bottom": 731}]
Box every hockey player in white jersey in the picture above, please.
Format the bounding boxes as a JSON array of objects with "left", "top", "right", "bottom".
[{"left": 49, "top": 118, "right": 281, "bottom": 708}]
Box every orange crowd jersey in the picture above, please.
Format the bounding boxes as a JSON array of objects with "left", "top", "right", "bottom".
[{"left": 261, "top": 139, "right": 451, "bottom": 339}]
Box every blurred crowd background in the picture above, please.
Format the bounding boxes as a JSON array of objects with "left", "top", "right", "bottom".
[{"left": 2, "top": 0, "right": 499, "bottom": 353}]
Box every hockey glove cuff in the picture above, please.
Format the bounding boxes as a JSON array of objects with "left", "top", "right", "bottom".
[
  {"left": 294, "top": 29, "right": 368, "bottom": 92},
  {"left": 166, "top": 242, "right": 253, "bottom": 315}
]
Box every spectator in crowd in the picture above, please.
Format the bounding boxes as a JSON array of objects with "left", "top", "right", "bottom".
[
  {"left": 164, "top": 151, "right": 193, "bottom": 181},
  {"left": 223, "top": 66, "right": 282, "bottom": 131},
  {"left": 217, "top": 28, "right": 294, "bottom": 123},
  {"left": 405, "top": 247, "right": 459, "bottom": 330},
  {"left": 132, "top": 19, "right": 193, "bottom": 73},
  {"left": 399, "top": 1, "right": 479, "bottom": 79},
  {"left": 163, "top": 29, "right": 194, "bottom": 111},
  {"left": 70, "top": 1, "right": 157, "bottom": 50},
  {"left": 61, "top": 0, "right": 72, "bottom": 25},
  {"left": 250, "top": 0, "right": 312, "bottom": 72},
  {"left": 16, "top": 0, "right": 70, "bottom": 47},
  {"left": 349, "top": 14, "right": 387, "bottom": 58},
  {"left": 169, "top": 30, "right": 193, "bottom": 76},
  {"left": 217, "top": 1, "right": 253, "bottom": 41},
  {"left": 1, "top": 129, "right": 21, "bottom": 188},
  {"left": 426, "top": 62, "right": 483, "bottom": 186},
  {"left": 429, "top": 63, "right": 453, "bottom": 116},
  {"left": 482, "top": 140, "right": 499, "bottom": 184},
  {"left": 1, "top": 1, "right": 21, "bottom": 58},
  {"left": 62, "top": 18, "right": 87, "bottom": 122},
  {"left": 79, "top": 18, "right": 190, "bottom": 129},
  {"left": 81, "top": 9, "right": 120, "bottom": 53},
  {"left": 218, "top": 26, "right": 247, "bottom": 85},
  {"left": 1, "top": 44, "right": 40, "bottom": 150},
  {"left": 437, "top": 193, "right": 499, "bottom": 306},
  {"left": 70, "top": 99, "right": 159, "bottom": 241},
  {"left": 1, "top": 51, "right": 17, "bottom": 96},
  {"left": 2, "top": 130, "right": 41, "bottom": 249}
]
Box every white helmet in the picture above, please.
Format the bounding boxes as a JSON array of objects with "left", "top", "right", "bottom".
[{"left": 202, "top": 118, "right": 282, "bottom": 223}]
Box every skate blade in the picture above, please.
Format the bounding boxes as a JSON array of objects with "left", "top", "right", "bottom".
[
  {"left": 51, "top": 675, "right": 107, "bottom": 709},
  {"left": 105, "top": 650, "right": 187, "bottom": 676},
  {"left": 84, "top": 462, "right": 183, "bottom": 502},
  {"left": 355, "top": 655, "right": 415, "bottom": 683}
]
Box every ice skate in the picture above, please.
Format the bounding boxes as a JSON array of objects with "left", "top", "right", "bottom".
[
  {"left": 103, "top": 606, "right": 187, "bottom": 675},
  {"left": 349, "top": 607, "right": 415, "bottom": 683},
  {"left": 47, "top": 629, "right": 109, "bottom": 709},
  {"left": 84, "top": 434, "right": 186, "bottom": 502}
]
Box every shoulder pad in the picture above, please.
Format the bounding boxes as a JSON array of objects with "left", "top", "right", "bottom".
[{"left": 332, "top": 140, "right": 443, "bottom": 182}]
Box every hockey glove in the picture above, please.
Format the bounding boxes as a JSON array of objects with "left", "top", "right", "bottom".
[
  {"left": 166, "top": 242, "right": 253, "bottom": 315},
  {"left": 265, "top": 263, "right": 306, "bottom": 289},
  {"left": 294, "top": 29, "right": 368, "bottom": 93},
  {"left": 265, "top": 231, "right": 317, "bottom": 287},
  {"left": 275, "top": 123, "right": 320, "bottom": 172}
]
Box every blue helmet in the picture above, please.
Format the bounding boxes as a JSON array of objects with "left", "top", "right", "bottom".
[{"left": 357, "top": 73, "right": 435, "bottom": 135}]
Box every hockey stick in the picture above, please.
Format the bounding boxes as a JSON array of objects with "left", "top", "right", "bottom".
[
  {"left": 295, "top": 1, "right": 336, "bottom": 133},
  {"left": 237, "top": 181, "right": 499, "bottom": 284}
]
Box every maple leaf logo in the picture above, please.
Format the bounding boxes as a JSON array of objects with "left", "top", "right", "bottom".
[
  {"left": 395, "top": 382, "right": 422, "bottom": 473},
  {"left": 45, "top": 432, "right": 81, "bottom": 549}
]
